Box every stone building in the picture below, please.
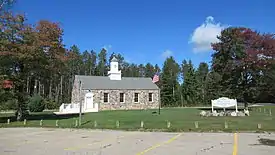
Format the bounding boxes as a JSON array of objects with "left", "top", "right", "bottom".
[{"left": 71, "top": 56, "right": 160, "bottom": 111}]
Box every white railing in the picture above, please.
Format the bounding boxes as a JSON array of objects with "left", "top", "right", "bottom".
[
  {"left": 56, "top": 98, "right": 99, "bottom": 114},
  {"left": 59, "top": 102, "right": 85, "bottom": 113}
]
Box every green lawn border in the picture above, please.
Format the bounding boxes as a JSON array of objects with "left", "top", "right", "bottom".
[{"left": 1, "top": 106, "right": 274, "bottom": 133}]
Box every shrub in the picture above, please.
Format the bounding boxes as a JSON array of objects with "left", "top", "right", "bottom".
[
  {"left": 5, "top": 99, "right": 18, "bottom": 110},
  {"left": 0, "top": 89, "right": 15, "bottom": 110},
  {"left": 28, "top": 94, "right": 45, "bottom": 112},
  {"left": 44, "top": 99, "right": 59, "bottom": 110}
]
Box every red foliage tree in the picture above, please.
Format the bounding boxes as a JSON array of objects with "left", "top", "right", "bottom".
[{"left": 211, "top": 27, "right": 275, "bottom": 106}]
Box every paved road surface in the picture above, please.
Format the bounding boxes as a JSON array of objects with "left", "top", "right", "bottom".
[{"left": 0, "top": 128, "right": 275, "bottom": 155}]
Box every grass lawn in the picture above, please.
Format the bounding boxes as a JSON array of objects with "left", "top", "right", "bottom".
[{"left": 0, "top": 106, "right": 274, "bottom": 132}]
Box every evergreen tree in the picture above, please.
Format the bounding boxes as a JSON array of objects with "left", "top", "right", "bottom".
[
  {"left": 82, "top": 50, "right": 91, "bottom": 75},
  {"left": 129, "top": 63, "right": 139, "bottom": 77},
  {"left": 138, "top": 64, "right": 145, "bottom": 77},
  {"left": 161, "top": 56, "right": 180, "bottom": 106},
  {"left": 145, "top": 63, "right": 155, "bottom": 78},
  {"left": 195, "top": 62, "right": 209, "bottom": 104},
  {"left": 97, "top": 48, "right": 107, "bottom": 76},
  {"left": 181, "top": 60, "right": 198, "bottom": 106},
  {"left": 205, "top": 71, "right": 223, "bottom": 104},
  {"left": 69, "top": 45, "right": 82, "bottom": 75},
  {"left": 90, "top": 50, "right": 97, "bottom": 76}
]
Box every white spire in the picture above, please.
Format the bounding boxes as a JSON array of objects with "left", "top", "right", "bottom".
[{"left": 108, "top": 55, "right": 121, "bottom": 80}]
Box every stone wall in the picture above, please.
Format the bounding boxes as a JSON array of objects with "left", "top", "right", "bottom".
[
  {"left": 71, "top": 76, "right": 80, "bottom": 103},
  {"left": 79, "top": 89, "right": 159, "bottom": 110}
]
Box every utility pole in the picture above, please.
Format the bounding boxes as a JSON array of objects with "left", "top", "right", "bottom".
[{"left": 79, "top": 80, "right": 82, "bottom": 126}]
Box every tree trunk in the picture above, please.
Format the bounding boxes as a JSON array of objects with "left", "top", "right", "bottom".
[
  {"left": 55, "top": 84, "right": 60, "bottom": 103},
  {"left": 26, "top": 76, "right": 29, "bottom": 94},
  {"left": 49, "top": 80, "right": 52, "bottom": 99},
  {"left": 202, "top": 86, "right": 205, "bottom": 105},
  {"left": 243, "top": 71, "right": 249, "bottom": 110},
  {"left": 38, "top": 80, "right": 41, "bottom": 95},
  {"left": 181, "top": 94, "right": 183, "bottom": 107},
  {"left": 42, "top": 84, "right": 45, "bottom": 96},
  {"left": 16, "top": 106, "right": 23, "bottom": 121},
  {"left": 34, "top": 79, "right": 37, "bottom": 94},
  {"left": 16, "top": 63, "right": 28, "bottom": 121}
]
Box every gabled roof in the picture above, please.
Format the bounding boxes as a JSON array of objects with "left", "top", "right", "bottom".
[
  {"left": 111, "top": 56, "right": 118, "bottom": 62},
  {"left": 76, "top": 75, "right": 159, "bottom": 90}
]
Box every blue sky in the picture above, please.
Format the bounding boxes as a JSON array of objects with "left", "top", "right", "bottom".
[{"left": 13, "top": 0, "right": 274, "bottom": 68}]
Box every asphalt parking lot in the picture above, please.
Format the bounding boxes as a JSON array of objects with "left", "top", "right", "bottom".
[{"left": 0, "top": 128, "right": 274, "bottom": 155}]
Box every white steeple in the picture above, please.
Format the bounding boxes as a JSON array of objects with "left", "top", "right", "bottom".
[{"left": 108, "top": 56, "right": 121, "bottom": 80}]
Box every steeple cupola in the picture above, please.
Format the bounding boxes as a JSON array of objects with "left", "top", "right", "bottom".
[{"left": 108, "top": 55, "right": 121, "bottom": 80}]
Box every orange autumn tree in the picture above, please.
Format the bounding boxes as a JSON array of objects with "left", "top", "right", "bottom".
[
  {"left": 34, "top": 20, "right": 76, "bottom": 102},
  {"left": 0, "top": 12, "right": 73, "bottom": 120},
  {"left": 0, "top": 13, "right": 30, "bottom": 119}
]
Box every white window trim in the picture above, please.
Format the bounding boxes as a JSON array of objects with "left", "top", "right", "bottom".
[
  {"left": 120, "top": 93, "right": 125, "bottom": 103},
  {"left": 103, "top": 93, "right": 109, "bottom": 103},
  {"left": 149, "top": 93, "right": 153, "bottom": 102},
  {"left": 134, "top": 93, "right": 139, "bottom": 103}
]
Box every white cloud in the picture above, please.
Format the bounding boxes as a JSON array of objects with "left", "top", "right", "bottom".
[
  {"left": 189, "top": 16, "right": 228, "bottom": 53},
  {"left": 102, "top": 44, "right": 112, "bottom": 51},
  {"left": 161, "top": 50, "right": 173, "bottom": 58}
]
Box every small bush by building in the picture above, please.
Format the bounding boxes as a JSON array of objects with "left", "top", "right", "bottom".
[{"left": 28, "top": 94, "right": 45, "bottom": 112}]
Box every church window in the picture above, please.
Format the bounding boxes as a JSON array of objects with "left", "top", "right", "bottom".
[
  {"left": 134, "top": 93, "right": 139, "bottom": 102},
  {"left": 120, "top": 93, "right": 124, "bottom": 102},
  {"left": 103, "top": 93, "right": 109, "bottom": 102},
  {"left": 149, "top": 93, "right": 153, "bottom": 102}
]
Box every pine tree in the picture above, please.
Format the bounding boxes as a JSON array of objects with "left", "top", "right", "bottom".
[
  {"left": 90, "top": 50, "right": 97, "bottom": 75},
  {"left": 195, "top": 62, "right": 209, "bottom": 104},
  {"left": 181, "top": 60, "right": 198, "bottom": 106},
  {"left": 161, "top": 56, "right": 180, "bottom": 106},
  {"left": 145, "top": 63, "right": 155, "bottom": 78},
  {"left": 97, "top": 48, "right": 107, "bottom": 76}
]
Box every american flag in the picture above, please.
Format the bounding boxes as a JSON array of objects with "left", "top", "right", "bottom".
[{"left": 152, "top": 72, "right": 159, "bottom": 83}]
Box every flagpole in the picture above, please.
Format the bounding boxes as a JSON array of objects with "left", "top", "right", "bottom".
[
  {"left": 158, "top": 86, "right": 161, "bottom": 115},
  {"left": 152, "top": 72, "right": 161, "bottom": 115},
  {"left": 157, "top": 72, "right": 161, "bottom": 115}
]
